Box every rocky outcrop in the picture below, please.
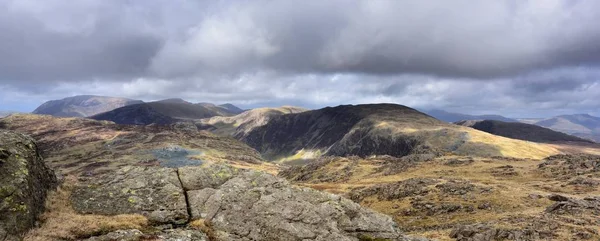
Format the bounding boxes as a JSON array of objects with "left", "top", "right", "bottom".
[
  {"left": 71, "top": 166, "right": 189, "bottom": 224},
  {"left": 545, "top": 194, "right": 600, "bottom": 215},
  {"left": 84, "top": 229, "right": 208, "bottom": 241},
  {"left": 71, "top": 163, "right": 423, "bottom": 240},
  {"left": 0, "top": 130, "right": 57, "bottom": 240},
  {"left": 538, "top": 154, "right": 600, "bottom": 179}
]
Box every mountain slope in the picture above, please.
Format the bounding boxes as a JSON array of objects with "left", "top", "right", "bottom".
[
  {"left": 198, "top": 106, "right": 308, "bottom": 138},
  {"left": 33, "top": 95, "right": 143, "bottom": 117},
  {"left": 532, "top": 114, "right": 600, "bottom": 142},
  {"left": 91, "top": 99, "right": 240, "bottom": 125},
  {"left": 244, "top": 104, "right": 559, "bottom": 160},
  {"left": 424, "top": 109, "right": 517, "bottom": 123},
  {"left": 456, "top": 120, "right": 594, "bottom": 143},
  {"left": 218, "top": 103, "right": 245, "bottom": 114}
]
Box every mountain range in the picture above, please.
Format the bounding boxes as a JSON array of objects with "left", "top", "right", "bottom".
[
  {"left": 91, "top": 98, "right": 243, "bottom": 125},
  {"left": 456, "top": 119, "right": 593, "bottom": 143},
  {"left": 32, "top": 95, "right": 144, "bottom": 117},
  {"left": 243, "top": 104, "right": 558, "bottom": 161},
  {"left": 423, "top": 109, "right": 517, "bottom": 123},
  {"left": 3, "top": 96, "right": 600, "bottom": 240}
]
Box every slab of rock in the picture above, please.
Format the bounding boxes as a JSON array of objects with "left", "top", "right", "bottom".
[
  {"left": 0, "top": 130, "right": 57, "bottom": 240},
  {"left": 84, "top": 229, "right": 208, "bottom": 241},
  {"left": 178, "top": 164, "right": 239, "bottom": 190},
  {"left": 71, "top": 166, "right": 188, "bottom": 224},
  {"left": 545, "top": 194, "right": 600, "bottom": 215},
  {"left": 188, "top": 169, "right": 419, "bottom": 241}
]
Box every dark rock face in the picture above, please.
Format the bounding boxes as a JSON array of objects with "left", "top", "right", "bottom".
[{"left": 0, "top": 130, "right": 57, "bottom": 240}]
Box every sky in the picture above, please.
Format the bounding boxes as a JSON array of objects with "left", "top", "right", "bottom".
[{"left": 1, "top": 0, "right": 600, "bottom": 118}]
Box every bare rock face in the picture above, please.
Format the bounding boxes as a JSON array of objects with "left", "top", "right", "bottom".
[
  {"left": 71, "top": 163, "right": 424, "bottom": 240},
  {"left": 0, "top": 130, "right": 57, "bottom": 240},
  {"left": 70, "top": 166, "right": 189, "bottom": 224},
  {"left": 83, "top": 229, "right": 208, "bottom": 241},
  {"left": 187, "top": 169, "right": 412, "bottom": 241}
]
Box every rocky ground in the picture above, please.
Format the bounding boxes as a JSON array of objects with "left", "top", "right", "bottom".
[
  {"left": 280, "top": 155, "right": 600, "bottom": 240},
  {"left": 0, "top": 115, "right": 428, "bottom": 241}
]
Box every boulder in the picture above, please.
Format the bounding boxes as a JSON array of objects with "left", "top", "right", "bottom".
[
  {"left": 84, "top": 229, "right": 208, "bottom": 241},
  {"left": 70, "top": 166, "right": 188, "bottom": 224},
  {"left": 187, "top": 170, "right": 413, "bottom": 241},
  {"left": 0, "top": 130, "right": 57, "bottom": 240}
]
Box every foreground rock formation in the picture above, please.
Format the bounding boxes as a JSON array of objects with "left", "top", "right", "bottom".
[
  {"left": 71, "top": 164, "right": 424, "bottom": 240},
  {"left": 0, "top": 130, "right": 57, "bottom": 240}
]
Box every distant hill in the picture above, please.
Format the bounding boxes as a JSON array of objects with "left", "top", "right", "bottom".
[
  {"left": 91, "top": 99, "right": 241, "bottom": 125},
  {"left": 33, "top": 95, "right": 143, "bottom": 117},
  {"left": 198, "top": 106, "right": 308, "bottom": 138},
  {"left": 197, "top": 103, "right": 245, "bottom": 116},
  {"left": 423, "top": 109, "right": 517, "bottom": 123},
  {"left": 243, "top": 104, "right": 558, "bottom": 161},
  {"left": 217, "top": 103, "right": 245, "bottom": 114},
  {"left": 456, "top": 120, "right": 594, "bottom": 144},
  {"left": 531, "top": 114, "right": 600, "bottom": 142}
]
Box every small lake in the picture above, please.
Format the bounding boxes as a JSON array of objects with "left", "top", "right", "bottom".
[{"left": 151, "top": 145, "right": 203, "bottom": 168}]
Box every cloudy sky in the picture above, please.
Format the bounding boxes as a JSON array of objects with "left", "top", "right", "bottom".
[{"left": 1, "top": 0, "right": 600, "bottom": 117}]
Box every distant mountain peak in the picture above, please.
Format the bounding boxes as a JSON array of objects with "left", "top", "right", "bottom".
[
  {"left": 157, "top": 98, "right": 190, "bottom": 104},
  {"left": 33, "top": 95, "right": 143, "bottom": 117}
]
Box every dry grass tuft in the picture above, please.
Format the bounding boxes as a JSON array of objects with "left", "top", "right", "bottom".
[
  {"left": 24, "top": 176, "right": 149, "bottom": 241},
  {"left": 189, "top": 219, "right": 217, "bottom": 240}
]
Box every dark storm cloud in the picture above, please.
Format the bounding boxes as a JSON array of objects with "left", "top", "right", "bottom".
[{"left": 2, "top": 0, "right": 600, "bottom": 117}]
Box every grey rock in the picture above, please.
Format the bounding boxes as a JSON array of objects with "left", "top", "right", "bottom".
[
  {"left": 84, "top": 229, "right": 144, "bottom": 241},
  {"left": 84, "top": 229, "right": 208, "bottom": 241},
  {"left": 178, "top": 164, "right": 239, "bottom": 190},
  {"left": 154, "top": 229, "right": 209, "bottom": 241},
  {"left": 71, "top": 166, "right": 188, "bottom": 224},
  {"left": 0, "top": 130, "right": 57, "bottom": 241},
  {"left": 187, "top": 170, "right": 411, "bottom": 241}
]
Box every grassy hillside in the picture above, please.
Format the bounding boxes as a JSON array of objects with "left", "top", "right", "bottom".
[
  {"left": 198, "top": 106, "right": 308, "bottom": 138},
  {"left": 456, "top": 119, "right": 594, "bottom": 143},
  {"left": 244, "top": 104, "right": 560, "bottom": 161}
]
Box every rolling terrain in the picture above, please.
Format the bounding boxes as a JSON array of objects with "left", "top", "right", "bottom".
[
  {"left": 198, "top": 106, "right": 308, "bottom": 138},
  {"left": 530, "top": 114, "right": 600, "bottom": 142},
  {"left": 244, "top": 104, "right": 559, "bottom": 161},
  {"left": 456, "top": 120, "right": 594, "bottom": 143},
  {"left": 423, "top": 109, "right": 516, "bottom": 123},
  {"left": 279, "top": 154, "right": 600, "bottom": 240},
  {"left": 91, "top": 99, "right": 243, "bottom": 125},
  {"left": 33, "top": 95, "right": 143, "bottom": 117}
]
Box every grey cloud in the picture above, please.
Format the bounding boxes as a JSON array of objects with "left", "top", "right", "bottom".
[{"left": 2, "top": 0, "right": 600, "bottom": 117}]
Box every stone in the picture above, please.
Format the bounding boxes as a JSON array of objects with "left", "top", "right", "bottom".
[
  {"left": 84, "top": 229, "right": 144, "bottom": 241},
  {"left": 70, "top": 166, "right": 188, "bottom": 224},
  {"left": 178, "top": 164, "right": 239, "bottom": 190},
  {"left": 0, "top": 130, "right": 57, "bottom": 240},
  {"left": 185, "top": 169, "right": 416, "bottom": 240}
]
